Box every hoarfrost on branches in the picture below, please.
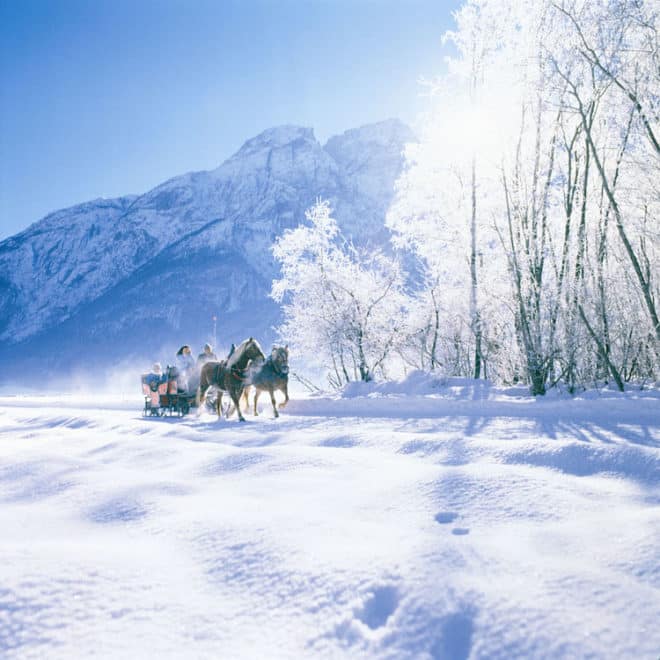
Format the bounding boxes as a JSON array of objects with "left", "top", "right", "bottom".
[
  {"left": 386, "top": 0, "right": 658, "bottom": 393},
  {"left": 272, "top": 200, "right": 408, "bottom": 387},
  {"left": 266, "top": 0, "right": 657, "bottom": 394}
]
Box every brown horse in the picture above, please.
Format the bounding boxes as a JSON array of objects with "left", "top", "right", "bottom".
[
  {"left": 196, "top": 337, "right": 265, "bottom": 422},
  {"left": 242, "top": 345, "right": 290, "bottom": 418}
]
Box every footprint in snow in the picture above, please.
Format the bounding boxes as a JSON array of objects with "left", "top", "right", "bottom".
[
  {"left": 430, "top": 608, "right": 475, "bottom": 660},
  {"left": 355, "top": 585, "right": 399, "bottom": 630},
  {"left": 452, "top": 528, "right": 470, "bottom": 536},
  {"left": 434, "top": 511, "right": 458, "bottom": 524}
]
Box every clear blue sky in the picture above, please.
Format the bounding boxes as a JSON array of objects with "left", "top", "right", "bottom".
[{"left": 0, "top": 0, "right": 460, "bottom": 239}]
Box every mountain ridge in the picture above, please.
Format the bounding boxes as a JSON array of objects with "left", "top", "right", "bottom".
[{"left": 0, "top": 118, "right": 415, "bottom": 380}]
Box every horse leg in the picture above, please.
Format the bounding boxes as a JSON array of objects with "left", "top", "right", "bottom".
[
  {"left": 253, "top": 389, "right": 261, "bottom": 416},
  {"left": 226, "top": 389, "right": 238, "bottom": 419},
  {"left": 279, "top": 382, "right": 289, "bottom": 409},
  {"left": 216, "top": 390, "right": 223, "bottom": 417},
  {"left": 196, "top": 384, "right": 207, "bottom": 416},
  {"left": 270, "top": 389, "right": 279, "bottom": 418},
  {"left": 240, "top": 386, "right": 250, "bottom": 414},
  {"left": 231, "top": 389, "right": 245, "bottom": 422}
]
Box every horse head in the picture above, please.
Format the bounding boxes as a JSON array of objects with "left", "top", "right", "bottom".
[
  {"left": 270, "top": 345, "right": 289, "bottom": 376},
  {"left": 245, "top": 337, "right": 266, "bottom": 362},
  {"left": 228, "top": 337, "right": 266, "bottom": 371}
]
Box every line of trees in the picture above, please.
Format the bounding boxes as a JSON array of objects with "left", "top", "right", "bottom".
[{"left": 272, "top": 0, "right": 658, "bottom": 393}]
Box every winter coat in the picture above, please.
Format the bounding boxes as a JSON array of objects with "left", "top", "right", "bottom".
[
  {"left": 176, "top": 353, "right": 195, "bottom": 374},
  {"left": 175, "top": 353, "right": 195, "bottom": 391},
  {"left": 144, "top": 371, "right": 166, "bottom": 386},
  {"left": 197, "top": 351, "right": 218, "bottom": 366}
]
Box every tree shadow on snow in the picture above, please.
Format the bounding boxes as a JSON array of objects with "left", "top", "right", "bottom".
[
  {"left": 455, "top": 412, "right": 657, "bottom": 450},
  {"left": 535, "top": 417, "right": 658, "bottom": 449}
]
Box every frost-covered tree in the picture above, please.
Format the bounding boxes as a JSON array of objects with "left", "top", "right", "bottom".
[
  {"left": 387, "top": 0, "right": 526, "bottom": 383},
  {"left": 388, "top": 0, "right": 658, "bottom": 393},
  {"left": 390, "top": 4, "right": 491, "bottom": 378},
  {"left": 550, "top": 0, "right": 660, "bottom": 353},
  {"left": 271, "top": 200, "right": 408, "bottom": 387}
]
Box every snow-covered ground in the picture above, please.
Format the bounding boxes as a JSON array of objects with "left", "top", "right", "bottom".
[{"left": 1, "top": 377, "right": 658, "bottom": 659}]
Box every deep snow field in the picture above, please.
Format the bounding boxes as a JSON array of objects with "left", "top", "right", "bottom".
[{"left": 0, "top": 376, "right": 658, "bottom": 659}]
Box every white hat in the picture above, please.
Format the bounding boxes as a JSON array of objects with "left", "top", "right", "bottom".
[{"left": 152, "top": 363, "right": 162, "bottom": 373}]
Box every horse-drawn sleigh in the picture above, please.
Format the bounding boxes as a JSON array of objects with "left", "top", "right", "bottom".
[{"left": 142, "top": 338, "right": 290, "bottom": 422}]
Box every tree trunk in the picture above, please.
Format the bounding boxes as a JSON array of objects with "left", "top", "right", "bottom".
[
  {"left": 470, "top": 157, "right": 483, "bottom": 379},
  {"left": 572, "top": 87, "right": 660, "bottom": 343},
  {"left": 578, "top": 305, "right": 625, "bottom": 391}
]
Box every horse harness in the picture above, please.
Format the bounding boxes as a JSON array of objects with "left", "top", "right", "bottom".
[
  {"left": 213, "top": 360, "right": 245, "bottom": 385},
  {"left": 230, "top": 364, "right": 246, "bottom": 381},
  {"left": 212, "top": 361, "right": 224, "bottom": 385}
]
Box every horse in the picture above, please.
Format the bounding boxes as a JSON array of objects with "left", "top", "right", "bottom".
[
  {"left": 242, "top": 345, "right": 290, "bottom": 418},
  {"left": 196, "top": 337, "right": 265, "bottom": 422}
]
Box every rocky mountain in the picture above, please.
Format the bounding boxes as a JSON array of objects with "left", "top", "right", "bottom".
[{"left": 0, "top": 119, "right": 415, "bottom": 381}]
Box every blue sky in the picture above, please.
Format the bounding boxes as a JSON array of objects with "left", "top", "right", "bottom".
[{"left": 0, "top": 0, "right": 460, "bottom": 239}]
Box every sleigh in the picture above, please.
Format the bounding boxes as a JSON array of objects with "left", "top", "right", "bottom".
[{"left": 141, "top": 366, "right": 197, "bottom": 417}]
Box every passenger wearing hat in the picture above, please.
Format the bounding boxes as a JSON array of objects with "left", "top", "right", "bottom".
[
  {"left": 197, "top": 343, "right": 218, "bottom": 366},
  {"left": 145, "top": 362, "right": 166, "bottom": 387}
]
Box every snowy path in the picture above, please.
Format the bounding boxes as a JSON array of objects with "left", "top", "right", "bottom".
[{"left": 0, "top": 389, "right": 658, "bottom": 659}]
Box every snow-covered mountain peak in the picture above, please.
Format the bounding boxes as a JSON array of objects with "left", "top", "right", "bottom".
[
  {"left": 0, "top": 119, "right": 413, "bottom": 370},
  {"left": 324, "top": 118, "right": 415, "bottom": 153},
  {"left": 213, "top": 124, "right": 335, "bottom": 191},
  {"left": 232, "top": 125, "right": 317, "bottom": 157},
  {"left": 323, "top": 119, "right": 417, "bottom": 218}
]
